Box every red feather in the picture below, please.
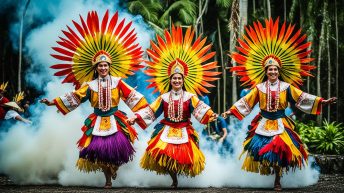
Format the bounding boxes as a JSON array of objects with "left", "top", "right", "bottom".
[
  {"left": 51, "top": 54, "right": 73, "bottom": 61},
  {"left": 54, "top": 69, "right": 72, "bottom": 76},
  {"left": 50, "top": 64, "right": 71, "bottom": 69},
  {"left": 101, "top": 10, "right": 109, "bottom": 34}
]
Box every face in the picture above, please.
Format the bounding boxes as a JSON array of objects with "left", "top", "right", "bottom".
[
  {"left": 266, "top": 65, "right": 279, "bottom": 82},
  {"left": 96, "top": 62, "right": 110, "bottom": 78},
  {"left": 170, "top": 73, "right": 184, "bottom": 90}
]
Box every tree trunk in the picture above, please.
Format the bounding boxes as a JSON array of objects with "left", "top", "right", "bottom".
[
  {"left": 326, "top": 20, "right": 331, "bottom": 121},
  {"left": 18, "top": 15, "right": 23, "bottom": 92},
  {"left": 306, "top": 0, "right": 316, "bottom": 93},
  {"left": 299, "top": 0, "right": 304, "bottom": 26},
  {"left": 266, "top": 0, "right": 271, "bottom": 18},
  {"left": 284, "top": 0, "right": 286, "bottom": 21},
  {"left": 289, "top": 0, "right": 298, "bottom": 22},
  {"left": 240, "top": 0, "right": 248, "bottom": 33},
  {"left": 230, "top": 0, "right": 240, "bottom": 107},
  {"left": 18, "top": 0, "right": 31, "bottom": 92},
  {"left": 316, "top": 0, "right": 327, "bottom": 124},
  {"left": 217, "top": 18, "right": 225, "bottom": 112},
  {"left": 335, "top": 0, "right": 339, "bottom": 121},
  {"left": 196, "top": 0, "right": 208, "bottom": 36}
]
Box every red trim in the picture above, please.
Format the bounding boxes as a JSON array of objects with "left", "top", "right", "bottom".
[
  {"left": 230, "top": 108, "right": 244, "bottom": 120},
  {"left": 135, "top": 113, "right": 147, "bottom": 130},
  {"left": 316, "top": 98, "right": 323, "bottom": 115},
  {"left": 53, "top": 99, "right": 68, "bottom": 115},
  {"left": 117, "top": 79, "right": 132, "bottom": 98},
  {"left": 160, "top": 119, "right": 191, "bottom": 128}
]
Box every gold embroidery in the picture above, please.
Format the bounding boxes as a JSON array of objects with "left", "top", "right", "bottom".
[
  {"left": 167, "top": 128, "right": 182, "bottom": 138},
  {"left": 100, "top": 117, "right": 111, "bottom": 131},
  {"left": 265, "top": 120, "right": 278, "bottom": 131}
]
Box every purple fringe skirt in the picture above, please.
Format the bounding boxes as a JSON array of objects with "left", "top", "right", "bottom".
[{"left": 79, "top": 131, "right": 135, "bottom": 166}]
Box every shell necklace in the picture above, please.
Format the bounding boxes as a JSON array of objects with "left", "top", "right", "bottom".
[
  {"left": 168, "top": 90, "right": 184, "bottom": 122},
  {"left": 266, "top": 80, "right": 280, "bottom": 112}
]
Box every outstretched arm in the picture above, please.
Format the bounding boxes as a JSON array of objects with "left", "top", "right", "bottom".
[
  {"left": 221, "top": 110, "right": 233, "bottom": 118},
  {"left": 127, "top": 116, "right": 137, "bottom": 125},
  {"left": 14, "top": 114, "right": 32, "bottom": 124},
  {"left": 322, "top": 97, "right": 337, "bottom": 105},
  {"left": 40, "top": 98, "right": 55, "bottom": 106}
]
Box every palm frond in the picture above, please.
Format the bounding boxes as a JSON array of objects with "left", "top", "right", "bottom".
[{"left": 216, "top": 0, "right": 232, "bottom": 8}]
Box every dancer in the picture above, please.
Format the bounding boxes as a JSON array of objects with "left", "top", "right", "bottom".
[
  {"left": 0, "top": 82, "right": 10, "bottom": 120},
  {"left": 222, "top": 18, "right": 337, "bottom": 191},
  {"left": 128, "top": 26, "right": 220, "bottom": 188},
  {"left": 40, "top": 10, "right": 148, "bottom": 188}
]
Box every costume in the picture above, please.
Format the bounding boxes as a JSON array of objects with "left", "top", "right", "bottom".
[
  {"left": 229, "top": 18, "right": 322, "bottom": 175},
  {"left": 135, "top": 26, "right": 220, "bottom": 176},
  {"left": 0, "top": 82, "right": 10, "bottom": 120},
  {"left": 50, "top": 10, "right": 147, "bottom": 172}
]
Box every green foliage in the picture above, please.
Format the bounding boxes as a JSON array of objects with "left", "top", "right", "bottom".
[
  {"left": 159, "top": 0, "right": 197, "bottom": 28},
  {"left": 216, "top": 0, "right": 232, "bottom": 8},
  {"left": 127, "top": 0, "right": 197, "bottom": 29},
  {"left": 296, "top": 120, "right": 344, "bottom": 155},
  {"left": 127, "top": 0, "right": 163, "bottom": 23}
]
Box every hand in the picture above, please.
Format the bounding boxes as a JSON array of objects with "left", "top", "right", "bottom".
[
  {"left": 126, "top": 117, "right": 137, "bottom": 125},
  {"left": 322, "top": 97, "right": 337, "bottom": 105},
  {"left": 221, "top": 110, "right": 232, "bottom": 118},
  {"left": 40, "top": 98, "right": 54, "bottom": 106},
  {"left": 218, "top": 137, "right": 224, "bottom": 144},
  {"left": 211, "top": 113, "right": 218, "bottom": 119}
]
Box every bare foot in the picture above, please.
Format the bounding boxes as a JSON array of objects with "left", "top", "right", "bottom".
[
  {"left": 104, "top": 181, "right": 112, "bottom": 189},
  {"left": 274, "top": 183, "right": 282, "bottom": 191},
  {"left": 171, "top": 181, "right": 178, "bottom": 189}
]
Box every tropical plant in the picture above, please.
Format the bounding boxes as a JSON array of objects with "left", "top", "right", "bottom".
[
  {"left": 295, "top": 120, "right": 319, "bottom": 146},
  {"left": 309, "top": 120, "right": 344, "bottom": 155},
  {"left": 126, "top": 0, "right": 197, "bottom": 31},
  {"left": 127, "top": 0, "right": 163, "bottom": 23},
  {"left": 297, "top": 120, "right": 344, "bottom": 155},
  {"left": 158, "top": 0, "right": 197, "bottom": 28}
]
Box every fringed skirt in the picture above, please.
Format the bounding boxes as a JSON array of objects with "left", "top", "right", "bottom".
[
  {"left": 241, "top": 115, "right": 308, "bottom": 175},
  {"left": 140, "top": 123, "right": 205, "bottom": 177},
  {"left": 76, "top": 111, "right": 137, "bottom": 172}
]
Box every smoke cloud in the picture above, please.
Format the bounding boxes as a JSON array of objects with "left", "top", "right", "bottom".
[{"left": 0, "top": 0, "right": 319, "bottom": 188}]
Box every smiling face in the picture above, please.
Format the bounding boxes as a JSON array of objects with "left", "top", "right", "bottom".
[
  {"left": 96, "top": 61, "right": 110, "bottom": 78},
  {"left": 170, "top": 73, "right": 184, "bottom": 91},
  {"left": 266, "top": 65, "right": 280, "bottom": 82}
]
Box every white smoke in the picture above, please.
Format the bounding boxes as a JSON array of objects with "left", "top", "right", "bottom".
[{"left": 0, "top": 0, "right": 319, "bottom": 189}]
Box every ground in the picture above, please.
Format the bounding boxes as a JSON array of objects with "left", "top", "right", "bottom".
[{"left": 0, "top": 174, "right": 343, "bottom": 192}]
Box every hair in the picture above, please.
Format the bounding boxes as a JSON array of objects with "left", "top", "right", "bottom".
[{"left": 168, "top": 73, "right": 186, "bottom": 91}]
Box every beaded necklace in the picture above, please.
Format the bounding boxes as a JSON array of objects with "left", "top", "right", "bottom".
[
  {"left": 168, "top": 90, "right": 184, "bottom": 122},
  {"left": 98, "top": 77, "right": 111, "bottom": 112},
  {"left": 266, "top": 80, "right": 280, "bottom": 112}
]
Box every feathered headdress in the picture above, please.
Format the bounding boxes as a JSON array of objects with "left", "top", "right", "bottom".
[
  {"left": 13, "top": 91, "right": 24, "bottom": 103},
  {"left": 50, "top": 10, "right": 143, "bottom": 89},
  {"left": 145, "top": 25, "right": 221, "bottom": 95},
  {"left": 0, "top": 81, "right": 8, "bottom": 92},
  {"left": 231, "top": 18, "right": 315, "bottom": 88}
]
